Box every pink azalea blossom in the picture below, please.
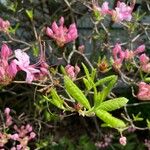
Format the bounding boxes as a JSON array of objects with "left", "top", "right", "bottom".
[
  {"left": 14, "top": 49, "right": 49, "bottom": 83},
  {"left": 139, "top": 53, "right": 149, "bottom": 65},
  {"left": 125, "top": 45, "right": 145, "bottom": 60},
  {"left": 93, "top": 2, "right": 111, "bottom": 17},
  {"left": 119, "top": 136, "right": 127, "bottom": 146},
  {"left": 139, "top": 53, "right": 150, "bottom": 73},
  {"left": 0, "top": 17, "right": 10, "bottom": 32},
  {"left": 46, "top": 16, "right": 78, "bottom": 47},
  {"left": 14, "top": 49, "right": 40, "bottom": 83},
  {"left": 112, "top": 43, "right": 125, "bottom": 69},
  {"left": 134, "top": 44, "right": 145, "bottom": 54},
  {"left": 112, "top": 2, "right": 132, "bottom": 22},
  {"left": 0, "top": 44, "right": 17, "bottom": 85},
  {"left": 137, "top": 82, "right": 150, "bottom": 100},
  {"left": 65, "top": 64, "right": 80, "bottom": 80}
]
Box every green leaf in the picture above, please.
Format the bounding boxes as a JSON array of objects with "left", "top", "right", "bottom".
[
  {"left": 82, "top": 63, "right": 91, "bottom": 81},
  {"left": 95, "top": 109, "right": 126, "bottom": 128},
  {"left": 60, "top": 65, "right": 67, "bottom": 75},
  {"left": 95, "top": 75, "right": 117, "bottom": 87},
  {"left": 26, "top": 9, "right": 33, "bottom": 21},
  {"left": 144, "top": 77, "right": 150, "bottom": 83},
  {"left": 83, "top": 78, "right": 92, "bottom": 91},
  {"left": 132, "top": 112, "right": 143, "bottom": 121},
  {"left": 94, "top": 97, "right": 128, "bottom": 111},
  {"left": 43, "top": 89, "right": 65, "bottom": 110},
  {"left": 8, "top": 23, "right": 20, "bottom": 34},
  {"left": 32, "top": 44, "right": 39, "bottom": 57},
  {"left": 97, "top": 75, "right": 117, "bottom": 103},
  {"left": 64, "top": 76, "right": 91, "bottom": 109},
  {"left": 146, "top": 119, "right": 150, "bottom": 129},
  {"left": 91, "top": 69, "right": 96, "bottom": 81}
]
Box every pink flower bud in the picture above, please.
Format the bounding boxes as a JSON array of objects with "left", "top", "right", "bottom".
[
  {"left": 119, "top": 136, "right": 127, "bottom": 146},
  {"left": 134, "top": 44, "right": 145, "bottom": 54},
  {"left": 4, "top": 107, "right": 10, "bottom": 115},
  {"left": 29, "top": 132, "right": 36, "bottom": 139}
]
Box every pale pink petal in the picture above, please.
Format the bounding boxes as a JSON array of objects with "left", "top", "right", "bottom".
[{"left": 14, "top": 49, "right": 30, "bottom": 68}]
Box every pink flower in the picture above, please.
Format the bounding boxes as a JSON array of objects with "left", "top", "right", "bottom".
[
  {"left": 112, "top": 43, "right": 125, "bottom": 69},
  {"left": 119, "top": 136, "right": 127, "bottom": 146},
  {"left": 139, "top": 54, "right": 149, "bottom": 65},
  {"left": 124, "top": 49, "right": 134, "bottom": 60},
  {"left": 0, "top": 44, "right": 17, "bottom": 85},
  {"left": 139, "top": 54, "right": 150, "bottom": 73},
  {"left": 4, "top": 107, "right": 13, "bottom": 127},
  {"left": 14, "top": 49, "right": 40, "bottom": 83},
  {"left": 46, "top": 16, "right": 78, "bottom": 47},
  {"left": 101, "top": 2, "right": 111, "bottom": 15},
  {"left": 137, "top": 82, "right": 150, "bottom": 100},
  {"left": 134, "top": 44, "right": 145, "bottom": 55},
  {"left": 65, "top": 64, "right": 80, "bottom": 80},
  {"left": 124, "top": 45, "right": 145, "bottom": 60},
  {"left": 112, "top": 2, "right": 132, "bottom": 22},
  {"left": 0, "top": 17, "right": 10, "bottom": 32}
]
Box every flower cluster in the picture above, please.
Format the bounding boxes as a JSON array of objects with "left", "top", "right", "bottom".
[
  {"left": 65, "top": 64, "right": 80, "bottom": 80},
  {"left": 112, "top": 43, "right": 145, "bottom": 69},
  {"left": 139, "top": 53, "right": 150, "bottom": 73},
  {"left": 144, "top": 139, "right": 150, "bottom": 150},
  {"left": 137, "top": 82, "right": 150, "bottom": 100},
  {"left": 0, "top": 44, "right": 49, "bottom": 84},
  {"left": 0, "top": 108, "right": 36, "bottom": 150},
  {"left": 93, "top": 1, "right": 133, "bottom": 22},
  {"left": 46, "top": 16, "right": 78, "bottom": 47},
  {"left": 95, "top": 134, "right": 113, "bottom": 149}
]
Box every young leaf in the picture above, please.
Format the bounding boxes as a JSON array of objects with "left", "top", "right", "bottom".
[
  {"left": 132, "top": 112, "right": 143, "bottom": 121},
  {"left": 43, "top": 88, "right": 65, "bottom": 110},
  {"left": 83, "top": 78, "right": 92, "bottom": 91},
  {"left": 95, "top": 109, "right": 126, "bottom": 128},
  {"left": 95, "top": 75, "right": 117, "bottom": 87},
  {"left": 82, "top": 63, "right": 91, "bottom": 81},
  {"left": 64, "top": 76, "right": 91, "bottom": 109},
  {"left": 97, "top": 75, "right": 117, "bottom": 103},
  {"left": 146, "top": 119, "right": 150, "bottom": 129},
  {"left": 94, "top": 97, "right": 128, "bottom": 111},
  {"left": 26, "top": 9, "right": 33, "bottom": 21},
  {"left": 91, "top": 68, "right": 96, "bottom": 81}
]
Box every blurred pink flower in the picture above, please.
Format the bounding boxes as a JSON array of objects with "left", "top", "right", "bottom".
[
  {"left": 119, "top": 136, "right": 127, "bottom": 146},
  {"left": 4, "top": 107, "right": 12, "bottom": 127},
  {"left": 139, "top": 53, "right": 150, "bottom": 73},
  {"left": 0, "top": 44, "right": 17, "bottom": 85},
  {"left": 14, "top": 49, "right": 40, "bottom": 83},
  {"left": 134, "top": 44, "right": 145, "bottom": 55},
  {"left": 112, "top": 2, "right": 132, "bottom": 22},
  {"left": 137, "top": 82, "right": 150, "bottom": 100},
  {"left": 0, "top": 17, "right": 10, "bottom": 32},
  {"left": 14, "top": 49, "right": 49, "bottom": 83},
  {"left": 93, "top": 2, "right": 111, "bottom": 17},
  {"left": 46, "top": 16, "right": 78, "bottom": 47},
  {"left": 139, "top": 53, "right": 149, "bottom": 65},
  {"left": 125, "top": 44, "right": 145, "bottom": 60},
  {"left": 65, "top": 64, "right": 80, "bottom": 80},
  {"left": 112, "top": 43, "right": 125, "bottom": 69}
]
